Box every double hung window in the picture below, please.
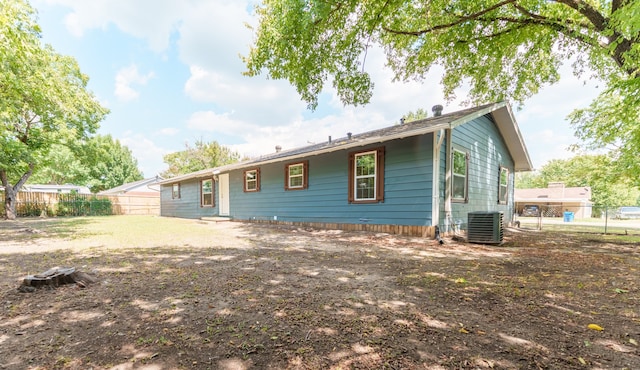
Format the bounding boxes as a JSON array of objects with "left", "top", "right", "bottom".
[
  {"left": 498, "top": 167, "right": 509, "bottom": 204},
  {"left": 348, "top": 147, "right": 385, "bottom": 203},
  {"left": 244, "top": 169, "right": 260, "bottom": 192},
  {"left": 172, "top": 183, "right": 180, "bottom": 199},
  {"left": 201, "top": 179, "right": 214, "bottom": 206},
  {"left": 285, "top": 161, "right": 308, "bottom": 190},
  {"left": 452, "top": 149, "right": 468, "bottom": 202}
]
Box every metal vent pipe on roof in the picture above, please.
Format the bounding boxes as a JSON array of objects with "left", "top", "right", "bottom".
[
  {"left": 275, "top": 145, "right": 282, "bottom": 152},
  {"left": 347, "top": 132, "right": 352, "bottom": 139},
  {"left": 432, "top": 104, "right": 444, "bottom": 116}
]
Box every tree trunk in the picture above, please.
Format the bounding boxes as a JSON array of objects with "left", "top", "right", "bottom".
[
  {"left": 1, "top": 164, "right": 35, "bottom": 220},
  {"left": 4, "top": 186, "right": 17, "bottom": 220}
]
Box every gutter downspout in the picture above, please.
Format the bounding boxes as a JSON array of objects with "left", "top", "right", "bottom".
[
  {"left": 432, "top": 129, "right": 445, "bottom": 229},
  {"left": 444, "top": 128, "right": 453, "bottom": 233}
]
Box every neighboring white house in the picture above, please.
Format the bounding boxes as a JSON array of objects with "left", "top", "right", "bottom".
[
  {"left": 515, "top": 182, "right": 593, "bottom": 218},
  {"left": 20, "top": 184, "right": 92, "bottom": 194},
  {"left": 97, "top": 176, "right": 163, "bottom": 196}
]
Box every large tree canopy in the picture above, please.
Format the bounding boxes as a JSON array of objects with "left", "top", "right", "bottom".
[
  {"left": 245, "top": 0, "right": 640, "bottom": 180},
  {"left": 0, "top": 0, "right": 108, "bottom": 219},
  {"left": 28, "top": 135, "right": 143, "bottom": 193}
]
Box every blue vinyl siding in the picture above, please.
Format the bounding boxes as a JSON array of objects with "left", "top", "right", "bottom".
[
  {"left": 160, "top": 178, "right": 218, "bottom": 219},
  {"left": 449, "top": 115, "right": 515, "bottom": 226},
  {"left": 227, "top": 134, "right": 435, "bottom": 226}
]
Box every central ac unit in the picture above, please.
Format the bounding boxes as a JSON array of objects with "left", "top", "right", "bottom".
[{"left": 467, "top": 211, "right": 504, "bottom": 244}]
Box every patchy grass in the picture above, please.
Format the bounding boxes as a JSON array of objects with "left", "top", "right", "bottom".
[{"left": 0, "top": 216, "right": 639, "bottom": 369}]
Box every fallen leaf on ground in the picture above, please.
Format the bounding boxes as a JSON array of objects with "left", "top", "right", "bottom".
[
  {"left": 578, "top": 357, "right": 587, "bottom": 365},
  {"left": 587, "top": 324, "right": 604, "bottom": 331}
]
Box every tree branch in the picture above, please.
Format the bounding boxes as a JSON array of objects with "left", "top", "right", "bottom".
[
  {"left": 513, "top": 4, "right": 592, "bottom": 30},
  {"left": 552, "top": 0, "right": 607, "bottom": 31},
  {"left": 0, "top": 169, "right": 8, "bottom": 189},
  {"left": 382, "top": 0, "right": 516, "bottom": 36},
  {"left": 15, "top": 163, "right": 35, "bottom": 192},
  {"left": 452, "top": 24, "right": 529, "bottom": 44},
  {"left": 486, "top": 16, "right": 602, "bottom": 48}
]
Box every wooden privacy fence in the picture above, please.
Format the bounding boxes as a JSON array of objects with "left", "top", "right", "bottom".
[
  {"left": 108, "top": 194, "right": 160, "bottom": 215},
  {"left": 0, "top": 191, "right": 159, "bottom": 217}
]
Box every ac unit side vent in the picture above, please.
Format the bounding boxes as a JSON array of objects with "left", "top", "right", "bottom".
[{"left": 467, "top": 211, "right": 504, "bottom": 244}]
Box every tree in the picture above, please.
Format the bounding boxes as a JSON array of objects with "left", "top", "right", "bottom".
[
  {"left": 245, "top": 0, "right": 640, "bottom": 179},
  {"left": 0, "top": 0, "right": 108, "bottom": 219},
  {"left": 27, "top": 144, "right": 89, "bottom": 185},
  {"left": 515, "top": 155, "right": 640, "bottom": 207},
  {"left": 77, "top": 135, "right": 143, "bottom": 193},
  {"left": 161, "top": 140, "right": 241, "bottom": 178},
  {"left": 402, "top": 109, "right": 429, "bottom": 123},
  {"left": 28, "top": 136, "right": 143, "bottom": 193}
]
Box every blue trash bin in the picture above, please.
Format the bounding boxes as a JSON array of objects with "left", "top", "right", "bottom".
[{"left": 563, "top": 211, "right": 574, "bottom": 222}]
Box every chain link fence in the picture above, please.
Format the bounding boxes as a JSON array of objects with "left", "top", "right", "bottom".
[{"left": 514, "top": 205, "right": 640, "bottom": 235}]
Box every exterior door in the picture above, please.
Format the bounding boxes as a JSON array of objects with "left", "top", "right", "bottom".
[{"left": 218, "top": 173, "right": 230, "bottom": 216}]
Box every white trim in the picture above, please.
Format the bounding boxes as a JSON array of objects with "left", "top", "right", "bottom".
[
  {"left": 218, "top": 173, "right": 230, "bottom": 216},
  {"left": 287, "top": 163, "right": 305, "bottom": 189},
  {"left": 444, "top": 129, "right": 453, "bottom": 232},
  {"left": 432, "top": 130, "right": 444, "bottom": 227},
  {"left": 353, "top": 150, "right": 377, "bottom": 201}
]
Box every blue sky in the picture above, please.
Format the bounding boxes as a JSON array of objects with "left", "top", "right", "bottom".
[{"left": 32, "top": 0, "right": 602, "bottom": 178}]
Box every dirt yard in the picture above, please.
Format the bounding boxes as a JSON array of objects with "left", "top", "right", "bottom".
[{"left": 0, "top": 216, "right": 639, "bottom": 369}]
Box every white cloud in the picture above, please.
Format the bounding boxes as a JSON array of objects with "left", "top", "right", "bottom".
[
  {"left": 187, "top": 110, "right": 255, "bottom": 136},
  {"left": 186, "top": 108, "right": 395, "bottom": 160},
  {"left": 176, "top": 1, "right": 252, "bottom": 73},
  {"left": 43, "top": 0, "right": 186, "bottom": 52},
  {"left": 114, "top": 64, "right": 155, "bottom": 102},
  {"left": 156, "top": 127, "right": 180, "bottom": 136},
  {"left": 183, "top": 66, "right": 305, "bottom": 124}
]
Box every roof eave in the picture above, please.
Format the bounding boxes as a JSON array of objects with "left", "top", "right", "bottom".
[{"left": 490, "top": 103, "right": 534, "bottom": 172}]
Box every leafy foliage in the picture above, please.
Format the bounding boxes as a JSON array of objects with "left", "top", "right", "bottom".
[
  {"left": 0, "top": 0, "right": 107, "bottom": 218},
  {"left": 27, "top": 144, "right": 89, "bottom": 185},
  {"left": 162, "top": 140, "right": 242, "bottom": 178},
  {"left": 28, "top": 135, "right": 143, "bottom": 193},
  {"left": 515, "top": 155, "right": 640, "bottom": 207},
  {"left": 79, "top": 135, "right": 143, "bottom": 193},
  {"left": 402, "top": 108, "right": 429, "bottom": 123},
  {"left": 57, "top": 194, "right": 112, "bottom": 216},
  {"left": 245, "top": 0, "right": 640, "bottom": 178}
]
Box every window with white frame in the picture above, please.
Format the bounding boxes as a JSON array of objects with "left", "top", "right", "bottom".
[
  {"left": 285, "top": 161, "right": 308, "bottom": 190},
  {"left": 452, "top": 149, "right": 468, "bottom": 202},
  {"left": 244, "top": 169, "right": 260, "bottom": 192},
  {"left": 172, "top": 183, "right": 180, "bottom": 199},
  {"left": 498, "top": 167, "right": 509, "bottom": 204},
  {"left": 348, "top": 147, "right": 385, "bottom": 203},
  {"left": 201, "top": 178, "right": 214, "bottom": 206}
]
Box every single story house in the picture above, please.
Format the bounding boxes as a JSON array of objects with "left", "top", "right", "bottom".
[
  {"left": 515, "top": 182, "right": 593, "bottom": 218},
  {"left": 159, "top": 101, "right": 533, "bottom": 237},
  {"left": 97, "top": 176, "right": 163, "bottom": 196},
  {"left": 18, "top": 184, "right": 92, "bottom": 194}
]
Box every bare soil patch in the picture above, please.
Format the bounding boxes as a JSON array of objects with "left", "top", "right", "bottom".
[{"left": 1, "top": 217, "right": 639, "bottom": 369}]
